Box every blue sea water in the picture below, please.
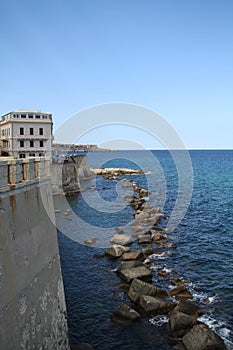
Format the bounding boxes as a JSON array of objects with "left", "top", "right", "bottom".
[{"left": 57, "top": 150, "right": 233, "bottom": 350}]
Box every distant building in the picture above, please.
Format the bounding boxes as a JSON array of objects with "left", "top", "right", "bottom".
[{"left": 0, "top": 110, "right": 53, "bottom": 158}]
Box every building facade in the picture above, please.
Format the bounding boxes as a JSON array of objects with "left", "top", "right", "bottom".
[{"left": 0, "top": 110, "right": 53, "bottom": 158}]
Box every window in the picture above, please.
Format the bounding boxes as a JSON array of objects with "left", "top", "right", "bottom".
[
  {"left": 20, "top": 140, "right": 24, "bottom": 147},
  {"left": 20, "top": 127, "right": 24, "bottom": 135},
  {"left": 39, "top": 128, "right": 43, "bottom": 135},
  {"left": 30, "top": 140, "right": 34, "bottom": 147},
  {"left": 13, "top": 114, "right": 19, "bottom": 118},
  {"left": 39, "top": 153, "right": 44, "bottom": 157},
  {"left": 42, "top": 115, "right": 47, "bottom": 119},
  {"left": 3, "top": 140, "right": 9, "bottom": 148},
  {"left": 19, "top": 153, "right": 26, "bottom": 158},
  {"left": 28, "top": 115, "right": 33, "bottom": 119},
  {"left": 35, "top": 115, "right": 41, "bottom": 119},
  {"left": 21, "top": 114, "right": 26, "bottom": 118},
  {"left": 30, "top": 128, "right": 34, "bottom": 135},
  {"left": 40, "top": 140, "right": 44, "bottom": 147},
  {"left": 29, "top": 153, "right": 35, "bottom": 157}
]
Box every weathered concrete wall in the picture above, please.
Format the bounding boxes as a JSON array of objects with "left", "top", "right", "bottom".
[
  {"left": 51, "top": 154, "right": 93, "bottom": 195},
  {"left": 0, "top": 158, "right": 70, "bottom": 350},
  {"left": 71, "top": 155, "right": 93, "bottom": 179}
]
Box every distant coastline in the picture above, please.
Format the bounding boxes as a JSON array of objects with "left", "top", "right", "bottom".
[{"left": 52, "top": 143, "right": 113, "bottom": 153}]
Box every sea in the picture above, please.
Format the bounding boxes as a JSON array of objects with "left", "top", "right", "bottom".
[{"left": 55, "top": 150, "right": 233, "bottom": 350}]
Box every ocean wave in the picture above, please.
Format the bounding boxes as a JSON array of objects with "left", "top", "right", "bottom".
[
  {"left": 145, "top": 252, "right": 169, "bottom": 262},
  {"left": 149, "top": 315, "right": 168, "bottom": 327},
  {"left": 186, "top": 281, "right": 220, "bottom": 304}
]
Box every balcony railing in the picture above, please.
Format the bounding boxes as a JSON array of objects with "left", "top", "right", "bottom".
[{"left": 0, "top": 157, "right": 51, "bottom": 190}]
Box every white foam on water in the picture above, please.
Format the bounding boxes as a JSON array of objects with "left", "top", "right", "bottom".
[
  {"left": 198, "top": 314, "right": 233, "bottom": 350},
  {"left": 149, "top": 265, "right": 159, "bottom": 272},
  {"left": 110, "top": 268, "right": 118, "bottom": 272},
  {"left": 161, "top": 267, "right": 171, "bottom": 273},
  {"left": 187, "top": 281, "right": 219, "bottom": 305},
  {"left": 149, "top": 264, "right": 171, "bottom": 274},
  {"left": 147, "top": 252, "right": 168, "bottom": 261},
  {"left": 192, "top": 290, "right": 214, "bottom": 303},
  {"left": 143, "top": 258, "right": 150, "bottom": 264},
  {"left": 149, "top": 315, "right": 168, "bottom": 327}
]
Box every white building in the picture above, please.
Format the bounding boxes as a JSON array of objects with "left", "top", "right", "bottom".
[{"left": 0, "top": 110, "right": 53, "bottom": 158}]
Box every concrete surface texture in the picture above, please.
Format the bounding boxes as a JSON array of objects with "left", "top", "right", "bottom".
[
  {"left": 51, "top": 154, "right": 93, "bottom": 194},
  {"left": 0, "top": 158, "right": 70, "bottom": 350}
]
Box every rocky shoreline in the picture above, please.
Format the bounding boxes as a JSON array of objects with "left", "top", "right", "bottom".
[
  {"left": 90, "top": 167, "right": 147, "bottom": 178},
  {"left": 81, "top": 169, "right": 228, "bottom": 350}
]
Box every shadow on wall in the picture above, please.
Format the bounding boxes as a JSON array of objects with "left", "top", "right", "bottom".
[{"left": 51, "top": 155, "right": 94, "bottom": 195}]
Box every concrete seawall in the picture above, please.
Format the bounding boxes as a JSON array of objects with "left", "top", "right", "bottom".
[
  {"left": 51, "top": 154, "right": 94, "bottom": 195},
  {"left": 0, "top": 157, "right": 70, "bottom": 350}
]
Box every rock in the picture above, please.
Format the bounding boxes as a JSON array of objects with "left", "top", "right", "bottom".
[
  {"left": 138, "top": 235, "right": 152, "bottom": 245},
  {"left": 105, "top": 245, "right": 130, "bottom": 258},
  {"left": 114, "top": 227, "right": 124, "bottom": 234},
  {"left": 93, "top": 253, "right": 105, "bottom": 259},
  {"left": 182, "top": 323, "right": 227, "bottom": 350},
  {"left": 118, "top": 266, "right": 152, "bottom": 283},
  {"left": 169, "top": 243, "right": 177, "bottom": 249},
  {"left": 143, "top": 261, "right": 153, "bottom": 269},
  {"left": 121, "top": 180, "right": 134, "bottom": 188},
  {"left": 110, "top": 234, "right": 132, "bottom": 246},
  {"left": 169, "top": 284, "right": 193, "bottom": 300},
  {"left": 63, "top": 210, "right": 71, "bottom": 216},
  {"left": 174, "top": 300, "right": 202, "bottom": 319},
  {"left": 168, "top": 310, "right": 196, "bottom": 338},
  {"left": 153, "top": 233, "right": 169, "bottom": 243},
  {"left": 145, "top": 215, "right": 160, "bottom": 224},
  {"left": 130, "top": 220, "right": 142, "bottom": 227},
  {"left": 124, "top": 193, "right": 134, "bottom": 202},
  {"left": 140, "top": 202, "right": 152, "bottom": 211},
  {"left": 134, "top": 211, "right": 149, "bottom": 220},
  {"left": 148, "top": 214, "right": 162, "bottom": 226},
  {"left": 143, "top": 246, "right": 154, "bottom": 256},
  {"left": 122, "top": 251, "right": 144, "bottom": 261},
  {"left": 130, "top": 198, "right": 145, "bottom": 210},
  {"left": 139, "top": 188, "right": 149, "bottom": 197},
  {"left": 84, "top": 238, "right": 98, "bottom": 245},
  {"left": 175, "top": 291, "right": 193, "bottom": 300},
  {"left": 128, "top": 278, "right": 168, "bottom": 303},
  {"left": 112, "top": 303, "right": 140, "bottom": 324},
  {"left": 171, "top": 278, "right": 184, "bottom": 286},
  {"left": 117, "top": 260, "right": 143, "bottom": 273},
  {"left": 149, "top": 207, "right": 161, "bottom": 214},
  {"left": 134, "top": 186, "right": 141, "bottom": 194},
  {"left": 158, "top": 270, "right": 170, "bottom": 277},
  {"left": 139, "top": 295, "right": 175, "bottom": 315},
  {"left": 132, "top": 230, "right": 148, "bottom": 238},
  {"left": 120, "top": 283, "right": 131, "bottom": 292}
]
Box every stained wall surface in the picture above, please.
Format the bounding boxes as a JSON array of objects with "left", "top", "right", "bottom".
[{"left": 0, "top": 158, "right": 70, "bottom": 350}]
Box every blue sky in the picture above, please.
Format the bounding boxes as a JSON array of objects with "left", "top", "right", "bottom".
[{"left": 1, "top": 0, "right": 232, "bottom": 149}]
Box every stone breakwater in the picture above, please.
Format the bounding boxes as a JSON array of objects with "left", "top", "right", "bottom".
[
  {"left": 90, "top": 167, "right": 147, "bottom": 178},
  {"left": 86, "top": 169, "right": 228, "bottom": 350}
]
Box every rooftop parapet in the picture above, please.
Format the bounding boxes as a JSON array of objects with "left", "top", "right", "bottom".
[{"left": 0, "top": 157, "right": 51, "bottom": 192}]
